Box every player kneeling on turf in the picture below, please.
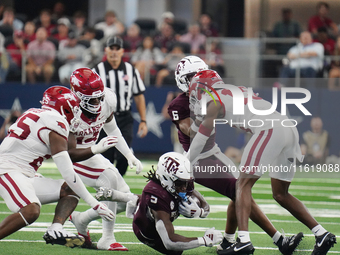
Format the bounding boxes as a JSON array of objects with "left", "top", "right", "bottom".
[
  {"left": 96, "top": 152, "right": 221, "bottom": 254},
  {"left": 0, "top": 86, "right": 114, "bottom": 247}
]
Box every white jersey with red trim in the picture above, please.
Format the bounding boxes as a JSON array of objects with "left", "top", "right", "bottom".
[
  {"left": 0, "top": 108, "right": 69, "bottom": 177},
  {"left": 211, "top": 85, "right": 287, "bottom": 134},
  {"left": 73, "top": 87, "right": 117, "bottom": 149}
]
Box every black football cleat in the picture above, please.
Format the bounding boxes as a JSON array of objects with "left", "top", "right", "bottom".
[
  {"left": 275, "top": 232, "right": 304, "bottom": 255},
  {"left": 217, "top": 238, "right": 255, "bottom": 255},
  {"left": 43, "top": 230, "right": 85, "bottom": 248},
  {"left": 216, "top": 237, "right": 235, "bottom": 251},
  {"left": 311, "top": 232, "right": 337, "bottom": 255}
]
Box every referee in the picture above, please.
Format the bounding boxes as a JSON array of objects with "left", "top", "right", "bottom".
[{"left": 93, "top": 36, "right": 148, "bottom": 176}]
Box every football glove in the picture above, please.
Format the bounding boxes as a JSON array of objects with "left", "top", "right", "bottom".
[
  {"left": 95, "top": 187, "right": 112, "bottom": 201},
  {"left": 91, "top": 136, "right": 118, "bottom": 154},
  {"left": 202, "top": 227, "right": 223, "bottom": 247},
  {"left": 179, "top": 197, "right": 204, "bottom": 218},
  {"left": 93, "top": 202, "right": 115, "bottom": 221},
  {"left": 126, "top": 153, "right": 143, "bottom": 174}
]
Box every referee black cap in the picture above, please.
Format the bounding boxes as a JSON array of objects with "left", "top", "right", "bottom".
[{"left": 106, "top": 36, "right": 123, "bottom": 48}]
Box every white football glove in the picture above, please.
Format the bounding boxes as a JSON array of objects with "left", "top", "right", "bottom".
[
  {"left": 179, "top": 197, "right": 203, "bottom": 218},
  {"left": 126, "top": 153, "right": 143, "bottom": 174},
  {"left": 93, "top": 202, "right": 115, "bottom": 221},
  {"left": 91, "top": 136, "right": 118, "bottom": 154},
  {"left": 202, "top": 227, "right": 223, "bottom": 247},
  {"left": 95, "top": 187, "right": 112, "bottom": 201}
]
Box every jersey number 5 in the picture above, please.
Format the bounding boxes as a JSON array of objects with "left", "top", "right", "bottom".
[{"left": 9, "top": 113, "right": 40, "bottom": 140}]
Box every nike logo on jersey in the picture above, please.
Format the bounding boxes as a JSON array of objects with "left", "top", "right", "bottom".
[
  {"left": 73, "top": 175, "right": 77, "bottom": 183},
  {"left": 234, "top": 243, "right": 252, "bottom": 252},
  {"left": 317, "top": 233, "right": 330, "bottom": 247}
]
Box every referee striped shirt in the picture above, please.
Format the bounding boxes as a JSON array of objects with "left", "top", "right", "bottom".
[{"left": 93, "top": 60, "right": 145, "bottom": 112}]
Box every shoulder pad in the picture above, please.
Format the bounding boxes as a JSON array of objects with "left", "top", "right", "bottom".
[
  {"left": 104, "top": 87, "right": 117, "bottom": 113},
  {"left": 41, "top": 111, "right": 69, "bottom": 139}
]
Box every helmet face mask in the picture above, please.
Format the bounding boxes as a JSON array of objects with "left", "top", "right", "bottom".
[
  {"left": 70, "top": 68, "right": 105, "bottom": 115},
  {"left": 156, "top": 152, "right": 193, "bottom": 197},
  {"left": 41, "top": 86, "right": 80, "bottom": 128},
  {"left": 175, "top": 56, "right": 208, "bottom": 92}
]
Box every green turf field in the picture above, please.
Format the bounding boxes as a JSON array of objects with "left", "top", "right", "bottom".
[{"left": 0, "top": 160, "right": 339, "bottom": 254}]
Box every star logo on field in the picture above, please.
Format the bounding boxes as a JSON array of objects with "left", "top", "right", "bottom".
[
  {"left": 132, "top": 102, "right": 165, "bottom": 138},
  {"left": 0, "top": 98, "right": 23, "bottom": 120}
]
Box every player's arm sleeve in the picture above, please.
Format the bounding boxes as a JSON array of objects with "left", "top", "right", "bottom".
[
  {"left": 153, "top": 210, "right": 203, "bottom": 251},
  {"left": 168, "top": 98, "right": 190, "bottom": 122},
  {"left": 187, "top": 103, "right": 218, "bottom": 162},
  {"left": 52, "top": 151, "right": 98, "bottom": 208},
  {"left": 103, "top": 115, "right": 132, "bottom": 158}
]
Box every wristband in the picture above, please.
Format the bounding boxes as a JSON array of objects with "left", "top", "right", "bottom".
[
  {"left": 190, "top": 122, "right": 199, "bottom": 133},
  {"left": 140, "top": 120, "right": 147, "bottom": 123},
  {"left": 197, "top": 237, "right": 206, "bottom": 246}
]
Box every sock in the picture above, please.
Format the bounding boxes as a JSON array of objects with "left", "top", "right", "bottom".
[
  {"left": 238, "top": 231, "right": 250, "bottom": 243},
  {"left": 224, "top": 233, "right": 236, "bottom": 243},
  {"left": 101, "top": 201, "right": 117, "bottom": 240},
  {"left": 312, "top": 225, "right": 327, "bottom": 237},
  {"left": 272, "top": 231, "right": 282, "bottom": 244},
  {"left": 79, "top": 208, "right": 100, "bottom": 226},
  {"left": 48, "top": 223, "right": 62, "bottom": 231}
]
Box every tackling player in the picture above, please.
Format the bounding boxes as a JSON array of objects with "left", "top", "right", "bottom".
[
  {"left": 187, "top": 69, "right": 336, "bottom": 255},
  {"left": 43, "top": 68, "right": 142, "bottom": 251},
  {"left": 0, "top": 86, "right": 114, "bottom": 244},
  {"left": 168, "top": 56, "right": 304, "bottom": 255}
]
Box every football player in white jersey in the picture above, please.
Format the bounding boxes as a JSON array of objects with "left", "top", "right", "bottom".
[
  {"left": 187, "top": 70, "right": 336, "bottom": 255},
  {"left": 0, "top": 86, "right": 114, "bottom": 245},
  {"left": 43, "top": 68, "right": 142, "bottom": 251}
]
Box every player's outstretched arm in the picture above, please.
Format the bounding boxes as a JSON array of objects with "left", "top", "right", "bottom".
[
  {"left": 67, "top": 133, "right": 118, "bottom": 162},
  {"left": 49, "top": 131, "right": 114, "bottom": 221},
  {"left": 153, "top": 210, "right": 222, "bottom": 251},
  {"left": 103, "top": 114, "right": 143, "bottom": 174},
  {"left": 187, "top": 102, "right": 221, "bottom": 162}
]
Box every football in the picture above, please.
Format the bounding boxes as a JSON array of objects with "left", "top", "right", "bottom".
[{"left": 190, "top": 195, "right": 201, "bottom": 207}]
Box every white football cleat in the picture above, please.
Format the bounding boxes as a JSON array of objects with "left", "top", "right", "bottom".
[
  {"left": 97, "top": 237, "right": 128, "bottom": 251},
  {"left": 69, "top": 211, "right": 92, "bottom": 248}
]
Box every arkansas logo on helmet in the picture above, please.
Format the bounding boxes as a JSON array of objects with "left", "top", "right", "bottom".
[{"left": 70, "top": 68, "right": 105, "bottom": 115}]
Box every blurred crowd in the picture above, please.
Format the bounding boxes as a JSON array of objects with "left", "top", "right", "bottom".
[
  {"left": 1, "top": 1, "right": 340, "bottom": 89},
  {"left": 0, "top": 2, "right": 224, "bottom": 86},
  {"left": 268, "top": 2, "right": 340, "bottom": 90}
]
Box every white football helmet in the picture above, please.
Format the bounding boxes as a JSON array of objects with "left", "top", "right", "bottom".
[
  {"left": 156, "top": 152, "right": 193, "bottom": 195},
  {"left": 175, "top": 56, "right": 208, "bottom": 92}
]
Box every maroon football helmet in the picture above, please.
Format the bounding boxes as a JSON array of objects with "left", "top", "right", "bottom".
[
  {"left": 70, "top": 67, "right": 105, "bottom": 114},
  {"left": 41, "top": 86, "right": 80, "bottom": 125}
]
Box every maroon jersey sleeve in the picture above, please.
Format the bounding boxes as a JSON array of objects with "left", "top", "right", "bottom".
[
  {"left": 143, "top": 181, "right": 174, "bottom": 214},
  {"left": 167, "top": 93, "right": 190, "bottom": 122}
]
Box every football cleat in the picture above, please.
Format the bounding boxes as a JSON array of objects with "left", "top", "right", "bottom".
[
  {"left": 217, "top": 238, "right": 254, "bottom": 255},
  {"left": 69, "top": 211, "right": 93, "bottom": 248},
  {"left": 216, "top": 237, "right": 235, "bottom": 251},
  {"left": 43, "top": 229, "right": 85, "bottom": 248},
  {"left": 311, "top": 232, "right": 337, "bottom": 255},
  {"left": 274, "top": 232, "right": 304, "bottom": 255},
  {"left": 97, "top": 237, "right": 128, "bottom": 251}
]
